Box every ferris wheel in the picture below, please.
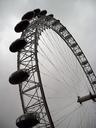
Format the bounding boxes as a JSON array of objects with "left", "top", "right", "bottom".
[{"left": 9, "top": 9, "right": 96, "bottom": 128}]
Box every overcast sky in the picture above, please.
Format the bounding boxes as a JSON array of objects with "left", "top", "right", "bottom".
[{"left": 0, "top": 0, "right": 96, "bottom": 128}]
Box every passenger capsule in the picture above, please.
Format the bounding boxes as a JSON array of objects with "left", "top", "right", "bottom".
[
  {"left": 34, "top": 8, "right": 41, "bottom": 17},
  {"left": 52, "top": 20, "right": 60, "bottom": 26},
  {"left": 14, "top": 20, "right": 29, "bottom": 33},
  {"left": 39, "top": 10, "right": 47, "bottom": 16},
  {"left": 16, "top": 112, "right": 39, "bottom": 128},
  {"left": 81, "top": 60, "right": 88, "bottom": 65},
  {"left": 9, "top": 70, "right": 29, "bottom": 84},
  {"left": 65, "top": 34, "right": 71, "bottom": 40},
  {"left": 45, "top": 15, "right": 53, "bottom": 21},
  {"left": 22, "top": 11, "right": 34, "bottom": 20},
  {"left": 47, "top": 14, "right": 54, "bottom": 17},
  {"left": 9, "top": 39, "right": 27, "bottom": 52},
  {"left": 71, "top": 43, "right": 77, "bottom": 47},
  {"left": 59, "top": 27, "right": 66, "bottom": 33},
  {"left": 87, "top": 69, "right": 93, "bottom": 74},
  {"left": 76, "top": 51, "right": 83, "bottom": 56},
  {"left": 92, "top": 81, "right": 96, "bottom": 84}
]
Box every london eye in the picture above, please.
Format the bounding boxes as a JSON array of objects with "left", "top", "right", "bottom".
[{"left": 9, "top": 9, "right": 96, "bottom": 128}]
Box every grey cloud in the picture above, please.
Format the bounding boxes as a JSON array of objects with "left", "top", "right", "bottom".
[{"left": 0, "top": 0, "right": 96, "bottom": 128}]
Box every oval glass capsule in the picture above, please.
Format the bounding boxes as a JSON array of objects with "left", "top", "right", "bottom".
[
  {"left": 9, "top": 70, "right": 29, "bottom": 84},
  {"left": 22, "top": 11, "right": 34, "bottom": 20},
  {"left": 9, "top": 39, "right": 27, "bottom": 52},
  {"left": 34, "top": 8, "right": 41, "bottom": 17},
  {"left": 16, "top": 112, "right": 39, "bottom": 128},
  {"left": 47, "top": 14, "right": 54, "bottom": 17},
  {"left": 39, "top": 10, "right": 47, "bottom": 16},
  {"left": 14, "top": 20, "right": 29, "bottom": 33}
]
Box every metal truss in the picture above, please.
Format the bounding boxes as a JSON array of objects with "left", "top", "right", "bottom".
[{"left": 17, "top": 15, "right": 96, "bottom": 128}]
